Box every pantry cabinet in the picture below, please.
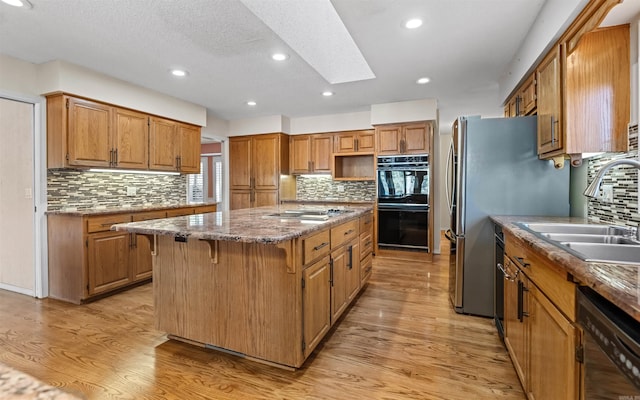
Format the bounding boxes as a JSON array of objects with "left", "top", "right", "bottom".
[
  {"left": 46, "top": 93, "right": 201, "bottom": 173},
  {"left": 229, "top": 133, "right": 288, "bottom": 209},
  {"left": 376, "top": 122, "right": 430, "bottom": 155}
]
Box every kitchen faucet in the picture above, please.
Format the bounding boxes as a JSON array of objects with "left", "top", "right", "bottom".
[
  {"left": 583, "top": 158, "right": 640, "bottom": 240},
  {"left": 583, "top": 159, "right": 640, "bottom": 199}
]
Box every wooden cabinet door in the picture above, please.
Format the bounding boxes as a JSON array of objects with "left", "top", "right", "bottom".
[
  {"left": 230, "top": 190, "right": 251, "bottom": 210},
  {"left": 67, "top": 97, "right": 112, "bottom": 167},
  {"left": 252, "top": 134, "right": 280, "bottom": 190},
  {"left": 177, "top": 124, "right": 201, "bottom": 174},
  {"left": 254, "top": 190, "right": 278, "bottom": 208},
  {"left": 403, "top": 123, "right": 429, "bottom": 154},
  {"left": 537, "top": 46, "right": 563, "bottom": 155},
  {"left": 290, "top": 135, "right": 311, "bottom": 174},
  {"left": 229, "top": 137, "right": 252, "bottom": 190},
  {"left": 87, "top": 231, "right": 132, "bottom": 295},
  {"left": 356, "top": 130, "right": 375, "bottom": 152},
  {"left": 520, "top": 75, "right": 537, "bottom": 115},
  {"left": 528, "top": 284, "right": 578, "bottom": 400},
  {"left": 311, "top": 134, "right": 332, "bottom": 173},
  {"left": 503, "top": 259, "right": 527, "bottom": 387},
  {"left": 149, "top": 117, "right": 177, "bottom": 171},
  {"left": 376, "top": 125, "right": 401, "bottom": 155},
  {"left": 302, "top": 256, "right": 331, "bottom": 358},
  {"left": 131, "top": 233, "right": 153, "bottom": 281},
  {"left": 330, "top": 247, "right": 347, "bottom": 323},
  {"left": 345, "top": 240, "right": 360, "bottom": 303},
  {"left": 113, "top": 108, "right": 148, "bottom": 170},
  {"left": 334, "top": 132, "right": 356, "bottom": 153}
]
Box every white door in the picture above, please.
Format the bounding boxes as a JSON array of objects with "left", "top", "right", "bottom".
[{"left": 0, "top": 97, "right": 35, "bottom": 294}]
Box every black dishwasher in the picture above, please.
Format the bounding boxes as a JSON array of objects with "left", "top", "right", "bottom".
[{"left": 494, "top": 224, "right": 505, "bottom": 342}]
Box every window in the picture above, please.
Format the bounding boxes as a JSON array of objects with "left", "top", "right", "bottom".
[{"left": 187, "top": 155, "right": 223, "bottom": 203}]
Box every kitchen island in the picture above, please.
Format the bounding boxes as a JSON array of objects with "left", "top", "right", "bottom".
[{"left": 113, "top": 204, "right": 374, "bottom": 369}]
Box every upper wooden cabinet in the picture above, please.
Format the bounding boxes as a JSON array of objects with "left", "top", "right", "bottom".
[
  {"left": 504, "top": 74, "right": 537, "bottom": 118},
  {"left": 504, "top": 0, "right": 628, "bottom": 167},
  {"left": 149, "top": 117, "right": 201, "bottom": 173},
  {"left": 290, "top": 133, "right": 333, "bottom": 174},
  {"left": 536, "top": 45, "right": 563, "bottom": 157},
  {"left": 47, "top": 93, "right": 201, "bottom": 174},
  {"left": 229, "top": 133, "right": 289, "bottom": 209},
  {"left": 334, "top": 130, "right": 375, "bottom": 153},
  {"left": 376, "top": 122, "right": 431, "bottom": 155}
]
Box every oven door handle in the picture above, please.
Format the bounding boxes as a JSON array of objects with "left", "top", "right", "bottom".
[{"left": 378, "top": 204, "right": 429, "bottom": 211}]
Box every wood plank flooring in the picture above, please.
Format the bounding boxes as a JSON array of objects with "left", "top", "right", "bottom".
[{"left": 0, "top": 250, "right": 525, "bottom": 399}]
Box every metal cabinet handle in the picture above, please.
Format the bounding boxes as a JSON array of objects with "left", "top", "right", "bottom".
[
  {"left": 313, "top": 242, "right": 329, "bottom": 251},
  {"left": 329, "top": 258, "right": 334, "bottom": 286},
  {"left": 344, "top": 229, "right": 355, "bottom": 236},
  {"left": 114, "top": 148, "right": 118, "bottom": 166},
  {"left": 348, "top": 246, "right": 353, "bottom": 270},
  {"left": 514, "top": 256, "right": 530, "bottom": 268}
]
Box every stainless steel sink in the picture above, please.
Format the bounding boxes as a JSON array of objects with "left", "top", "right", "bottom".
[
  {"left": 523, "top": 223, "right": 633, "bottom": 236},
  {"left": 562, "top": 242, "right": 640, "bottom": 264},
  {"left": 517, "top": 222, "right": 640, "bottom": 264},
  {"left": 542, "top": 233, "right": 640, "bottom": 245}
]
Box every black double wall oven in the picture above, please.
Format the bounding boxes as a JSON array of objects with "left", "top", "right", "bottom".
[{"left": 377, "top": 155, "right": 429, "bottom": 251}]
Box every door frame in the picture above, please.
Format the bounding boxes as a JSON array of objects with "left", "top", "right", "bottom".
[{"left": 0, "top": 91, "right": 47, "bottom": 298}]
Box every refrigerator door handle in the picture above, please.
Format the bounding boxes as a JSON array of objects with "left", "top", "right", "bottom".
[{"left": 445, "top": 141, "right": 453, "bottom": 215}]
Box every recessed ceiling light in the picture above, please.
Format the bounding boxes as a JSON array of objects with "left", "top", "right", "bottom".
[
  {"left": 416, "top": 77, "right": 431, "bottom": 84},
  {"left": 405, "top": 18, "right": 423, "bottom": 29},
  {"left": 171, "top": 69, "right": 188, "bottom": 77},
  {"left": 247, "top": 101, "right": 257, "bottom": 106},
  {"left": 322, "top": 91, "right": 333, "bottom": 97},
  {"left": 271, "top": 53, "right": 289, "bottom": 61},
  {"left": 1, "top": 0, "right": 32, "bottom": 8}
]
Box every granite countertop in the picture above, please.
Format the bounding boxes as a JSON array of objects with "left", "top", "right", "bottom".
[
  {"left": 45, "top": 202, "right": 218, "bottom": 216},
  {"left": 0, "top": 363, "right": 84, "bottom": 399},
  {"left": 281, "top": 199, "right": 375, "bottom": 205},
  {"left": 113, "top": 204, "right": 373, "bottom": 245},
  {"left": 491, "top": 215, "right": 640, "bottom": 322}
]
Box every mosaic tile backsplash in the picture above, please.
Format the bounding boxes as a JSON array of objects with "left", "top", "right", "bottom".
[
  {"left": 295, "top": 176, "right": 376, "bottom": 202},
  {"left": 47, "top": 169, "right": 187, "bottom": 210},
  {"left": 587, "top": 125, "right": 639, "bottom": 228}
]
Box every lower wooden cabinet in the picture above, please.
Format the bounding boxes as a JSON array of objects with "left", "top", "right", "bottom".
[
  {"left": 302, "top": 255, "right": 331, "bottom": 358},
  {"left": 330, "top": 245, "right": 348, "bottom": 322},
  {"left": 503, "top": 232, "right": 580, "bottom": 400},
  {"left": 47, "top": 204, "right": 216, "bottom": 303}
]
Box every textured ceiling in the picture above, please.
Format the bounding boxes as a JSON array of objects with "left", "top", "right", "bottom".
[{"left": 0, "top": 0, "right": 549, "bottom": 121}]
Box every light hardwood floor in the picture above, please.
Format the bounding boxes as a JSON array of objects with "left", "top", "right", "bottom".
[{"left": 0, "top": 249, "right": 525, "bottom": 399}]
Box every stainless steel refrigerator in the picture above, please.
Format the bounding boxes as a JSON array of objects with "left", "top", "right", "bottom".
[{"left": 445, "top": 115, "right": 570, "bottom": 317}]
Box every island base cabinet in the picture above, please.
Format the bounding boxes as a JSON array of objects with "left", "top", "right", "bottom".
[
  {"left": 153, "top": 236, "right": 302, "bottom": 368},
  {"left": 302, "top": 256, "right": 331, "bottom": 359}
]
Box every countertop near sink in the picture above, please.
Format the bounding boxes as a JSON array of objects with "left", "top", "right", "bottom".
[
  {"left": 114, "top": 204, "right": 373, "bottom": 245},
  {"left": 491, "top": 215, "right": 640, "bottom": 323},
  {"left": 45, "top": 202, "right": 218, "bottom": 216}
]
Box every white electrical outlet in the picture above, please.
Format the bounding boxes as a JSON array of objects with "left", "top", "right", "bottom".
[
  {"left": 601, "top": 184, "right": 614, "bottom": 202},
  {"left": 127, "top": 186, "right": 137, "bottom": 196}
]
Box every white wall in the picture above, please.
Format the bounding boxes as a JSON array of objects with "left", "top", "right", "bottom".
[
  {"left": 290, "top": 111, "right": 372, "bottom": 134},
  {"left": 0, "top": 55, "right": 40, "bottom": 97},
  {"left": 228, "top": 115, "right": 289, "bottom": 136},
  {"left": 38, "top": 60, "right": 206, "bottom": 126},
  {"left": 371, "top": 99, "right": 437, "bottom": 126}
]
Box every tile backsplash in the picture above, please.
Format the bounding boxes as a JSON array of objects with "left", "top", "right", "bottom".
[
  {"left": 295, "top": 176, "right": 376, "bottom": 202},
  {"left": 587, "top": 125, "right": 639, "bottom": 227},
  {"left": 47, "top": 169, "right": 187, "bottom": 210}
]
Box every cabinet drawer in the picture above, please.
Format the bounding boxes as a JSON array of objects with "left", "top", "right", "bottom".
[
  {"left": 505, "top": 234, "right": 576, "bottom": 321},
  {"left": 302, "top": 229, "right": 331, "bottom": 265},
  {"left": 166, "top": 207, "right": 195, "bottom": 217},
  {"left": 359, "top": 212, "right": 373, "bottom": 233},
  {"left": 360, "top": 232, "right": 373, "bottom": 259},
  {"left": 132, "top": 210, "right": 167, "bottom": 222},
  {"left": 86, "top": 214, "right": 131, "bottom": 233},
  {"left": 331, "top": 220, "right": 359, "bottom": 249},
  {"left": 360, "top": 253, "right": 373, "bottom": 284},
  {"left": 195, "top": 205, "right": 217, "bottom": 214}
]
